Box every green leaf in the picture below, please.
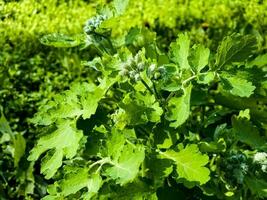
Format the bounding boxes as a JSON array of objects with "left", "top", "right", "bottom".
[
  {"left": 159, "top": 144, "right": 210, "bottom": 185},
  {"left": 156, "top": 64, "right": 182, "bottom": 92},
  {"left": 125, "top": 27, "right": 141, "bottom": 45},
  {"left": 105, "top": 144, "right": 145, "bottom": 185},
  {"left": 13, "top": 133, "right": 26, "bottom": 167},
  {"left": 213, "top": 93, "right": 267, "bottom": 122},
  {"left": 199, "top": 138, "right": 226, "bottom": 153},
  {"left": 153, "top": 125, "right": 180, "bottom": 149},
  {"left": 62, "top": 170, "right": 101, "bottom": 197},
  {"left": 115, "top": 90, "right": 163, "bottom": 127},
  {"left": 232, "top": 116, "right": 266, "bottom": 150},
  {"left": 166, "top": 85, "right": 192, "bottom": 128},
  {"left": 169, "top": 33, "right": 191, "bottom": 70},
  {"left": 161, "top": 78, "right": 182, "bottom": 92},
  {"left": 41, "top": 149, "right": 63, "bottom": 180},
  {"left": 106, "top": 128, "right": 127, "bottom": 159},
  {"left": 31, "top": 80, "right": 113, "bottom": 126},
  {"left": 247, "top": 53, "right": 267, "bottom": 68},
  {"left": 87, "top": 128, "right": 143, "bottom": 186},
  {"left": 220, "top": 74, "right": 256, "bottom": 97},
  {"left": 28, "top": 120, "right": 83, "bottom": 179},
  {"left": 197, "top": 72, "right": 215, "bottom": 84},
  {"left": 0, "top": 106, "right": 12, "bottom": 135},
  {"left": 81, "top": 80, "right": 110, "bottom": 119},
  {"left": 147, "top": 156, "right": 173, "bottom": 187},
  {"left": 45, "top": 167, "right": 102, "bottom": 199},
  {"left": 0, "top": 107, "right": 25, "bottom": 167},
  {"left": 40, "top": 33, "right": 83, "bottom": 48},
  {"left": 98, "top": 180, "right": 157, "bottom": 200},
  {"left": 204, "top": 108, "right": 233, "bottom": 127},
  {"left": 42, "top": 195, "right": 62, "bottom": 200},
  {"left": 215, "top": 34, "right": 257, "bottom": 70},
  {"left": 245, "top": 178, "right": 267, "bottom": 198},
  {"left": 120, "top": 96, "right": 149, "bottom": 123},
  {"left": 189, "top": 44, "right": 210, "bottom": 73}
]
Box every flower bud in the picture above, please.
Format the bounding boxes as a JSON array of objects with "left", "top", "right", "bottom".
[
  {"left": 157, "top": 66, "right": 165, "bottom": 74},
  {"left": 119, "top": 69, "right": 129, "bottom": 76},
  {"left": 129, "top": 71, "right": 136, "bottom": 79},
  {"left": 153, "top": 72, "right": 161, "bottom": 80},
  {"left": 137, "top": 63, "right": 145, "bottom": 71},
  {"left": 121, "top": 63, "right": 130, "bottom": 71},
  {"left": 134, "top": 74, "right": 140, "bottom": 81},
  {"left": 149, "top": 64, "right": 156, "bottom": 72}
]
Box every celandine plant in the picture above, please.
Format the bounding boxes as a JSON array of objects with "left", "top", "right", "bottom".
[{"left": 29, "top": 1, "right": 267, "bottom": 199}]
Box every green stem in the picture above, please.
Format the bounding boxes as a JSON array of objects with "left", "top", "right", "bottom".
[
  {"left": 166, "top": 92, "right": 175, "bottom": 103},
  {"left": 152, "top": 81, "right": 161, "bottom": 101},
  {"left": 140, "top": 78, "right": 154, "bottom": 95},
  {"left": 126, "top": 139, "right": 136, "bottom": 148},
  {"left": 165, "top": 74, "right": 197, "bottom": 103},
  {"left": 89, "top": 157, "right": 111, "bottom": 170},
  {"left": 182, "top": 75, "right": 197, "bottom": 86}
]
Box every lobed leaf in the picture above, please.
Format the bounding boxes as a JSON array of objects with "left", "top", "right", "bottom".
[
  {"left": 220, "top": 74, "right": 256, "bottom": 97},
  {"left": 189, "top": 44, "right": 210, "bottom": 73},
  {"left": 40, "top": 33, "right": 84, "bottom": 48},
  {"left": 44, "top": 167, "right": 102, "bottom": 199},
  {"left": 28, "top": 120, "right": 83, "bottom": 179},
  {"left": 105, "top": 144, "right": 145, "bottom": 185},
  {"left": 169, "top": 33, "right": 191, "bottom": 70},
  {"left": 165, "top": 85, "right": 192, "bottom": 128},
  {"left": 159, "top": 144, "right": 210, "bottom": 185},
  {"left": 232, "top": 116, "right": 266, "bottom": 150},
  {"left": 215, "top": 34, "right": 257, "bottom": 70}
]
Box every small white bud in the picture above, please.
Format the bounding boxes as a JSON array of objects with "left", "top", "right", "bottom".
[
  {"left": 134, "top": 74, "right": 140, "bottom": 81},
  {"left": 153, "top": 72, "right": 161, "bottom": 80},
  {"left": 149, "top": 64, "right": 156, "bottom": 72},
  {"left": 129, "top": 71, "right": 136, "bottom": 78},
  {"left": 137, "top": 63, "right": 145, "bottom": 71},
  {"left": 119, "top": 69, "right": 128, "bottom": 76},
  {"left": 254, "top": 152, "right": 267, "bottom": 163},
  {"left": 158, "top": 66, "right": 165, "bottom": 74}
]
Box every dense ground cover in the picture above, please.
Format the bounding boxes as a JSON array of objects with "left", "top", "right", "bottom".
[{"left": 0, "top": 0, "right": 267, "bottom": 199}]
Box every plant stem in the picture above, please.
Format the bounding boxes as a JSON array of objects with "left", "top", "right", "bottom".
[
  {"left": 166, "top": 92, "right": 175, "bottom": 103},
  {"left": 182, "top": 75, "right": 197, "bottom": 86},
  {"left": 140, "top": 78, "right": 154, "bottom": 95},
  {"left": 152, "top": 81, "right": 161, "bottom": 101},
  {"left": 89, "top": 157, "right": 111, "bottom": 170}
]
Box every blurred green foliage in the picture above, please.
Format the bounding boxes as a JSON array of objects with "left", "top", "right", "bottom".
[
  {"left": 104, "top": 0, "right": 267, "bottom": 49},
  {"left": 0, "top": 0, "right": 104, "bottom": 131}
]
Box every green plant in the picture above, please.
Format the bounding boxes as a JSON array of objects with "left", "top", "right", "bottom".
[
  {"left": 1, "top": 0, "right": 267, "bottom": 199},
  {"left": 27, "top": 2, "right": 267, "bottom": 199}
]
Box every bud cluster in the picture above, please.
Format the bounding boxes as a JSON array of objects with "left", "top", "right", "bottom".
[
  {"left": 119, "top": 53, "right": 145, "bottom": 81},
  {"left": 147, "top": 64, "right": 166, "bottom": 80},
  {"left": 119, "top": 53, "right": 168, "bottom": 83},
  {"left": 84, "top": 15, "right": 107, "bottom": 34},
  {"left": 222, "top": 153, "right": 248, "bottom": 185},
  {"left": 253, "top": 152, "right": 267, "bottom": 172}
]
